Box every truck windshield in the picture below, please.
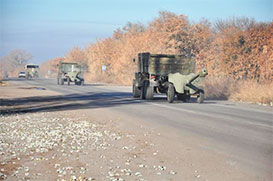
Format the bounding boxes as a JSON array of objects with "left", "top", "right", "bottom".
[{"left": 61, "top": 64, "right": 81, "bottom": 72}]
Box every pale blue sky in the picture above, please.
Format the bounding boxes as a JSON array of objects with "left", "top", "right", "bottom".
[{"left": 1, "top": 0, "right": 272, "bottom": 64}]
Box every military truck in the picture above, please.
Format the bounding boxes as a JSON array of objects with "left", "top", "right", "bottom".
[
  {"left": 25, "top": 64, "right": 39, "bottom": 79},
  {"left": 57, "top": 62, "right": 84, "bottom": 86},
  {"left": 132, "top": 52, "right": 208, "bottom": 103}
]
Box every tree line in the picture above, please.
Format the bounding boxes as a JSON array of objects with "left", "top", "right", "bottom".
[{"left": 36, "top": 12, "right": 273, "bottom": 84}]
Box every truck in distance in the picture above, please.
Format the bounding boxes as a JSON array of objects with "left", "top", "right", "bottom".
[
  {"left": 57, "top": 62, "right": 84, "bottom": 86},
  {"left": 25, "top": 64, "right": 39, "bottom": 79},
  {"left": 132, "top": 52, "right": 208, "bottom": 103}
]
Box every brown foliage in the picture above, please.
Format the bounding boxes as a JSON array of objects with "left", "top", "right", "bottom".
[
  {"left": 40, "top": 57, "right": 64, "bottom": 78},
  {"left": 42, "top": 12, "right": 272, "bottom": 86}
]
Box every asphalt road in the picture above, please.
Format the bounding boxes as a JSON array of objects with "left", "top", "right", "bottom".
[{"left": 2, "top": 78, "right": 273, "bottom": 179}]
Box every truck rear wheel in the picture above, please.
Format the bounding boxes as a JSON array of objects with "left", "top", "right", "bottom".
[
  {"left": 146, "top": 86, "right": 154, "bottom": 100},
  {"left": 133, "top": 80, "right": 141, "bottom": 98},
  {"left": 140, "top": 80, "right": 149, "bottom": 99},
  {"left": 167, "top": 84, "right": 175, "bottom": 103}
]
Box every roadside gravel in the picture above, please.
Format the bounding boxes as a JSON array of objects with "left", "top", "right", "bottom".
[{"left": 0, "top": 111, "right": 178, "bottom": 180}]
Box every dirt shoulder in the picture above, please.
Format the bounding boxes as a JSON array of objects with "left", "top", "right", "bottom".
[
  {"left": 0, "top": 81, "right": 61, "bottom": 99},
  {"left": 0, "top": 83, "right": 269, "bottom": 181}
]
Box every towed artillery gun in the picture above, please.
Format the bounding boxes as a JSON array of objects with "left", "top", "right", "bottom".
[
  {"left": 57, "top": 62, "right": 84, "bottom": 86},
  {"left": 132, "top": 52, "right": 208, "bottom": 103}
]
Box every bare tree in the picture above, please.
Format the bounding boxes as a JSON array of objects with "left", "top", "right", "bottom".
[
  {"left": 214, "top": 17, "right": 256, "bottom": 33},
  {"left": 0, "top": 49, "right": 32, "bottom": 75},
  {"left": 122, "top": 22, "right": 146, "bottom": 33}
]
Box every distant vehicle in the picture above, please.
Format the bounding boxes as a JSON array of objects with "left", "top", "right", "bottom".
[
  {"left": 132, "top": 52, "right": 208, "bottom": 103},
  {"left": 57, "top": 62, "right": 84, "bottom": 86},
  {"left": 3, "top": 73, "right": 8, "bottom": 79},
  {"left": 25, "top": 64, "right": 39, "bottom": 79},
  {"left": 18, "top": 71, "right": 26, "bottom": 78}
]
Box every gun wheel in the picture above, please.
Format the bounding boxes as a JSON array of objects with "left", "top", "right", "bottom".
[
  {"left": 197, "top": 92, "right": 204, "bottom": 103},
  {"left": 167, "top": 84, "right": 175, "bottom": 103}
]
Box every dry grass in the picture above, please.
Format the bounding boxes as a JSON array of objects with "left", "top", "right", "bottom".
[
  {"left": 203, "top": 77, "right": 273, "bottom": 106},
  {"left": 202, "top": 76, "right": 237, "bottom": 100},
  {"left": 229, "top": 81, "right": 273, "bottom": 106}
]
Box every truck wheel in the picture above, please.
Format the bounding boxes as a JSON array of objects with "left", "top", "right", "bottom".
[
  {"left": 140, "top": 80, "right": 149, "bottom": 100},
  {"left": 167, "top": 84, "right": 175, "bottom": 103},
  {"left": 133, "top": 80, "right": 141, "bottom": 98},
  {"left": 146, "top": 86, "right": 154, "bottom": 100}
]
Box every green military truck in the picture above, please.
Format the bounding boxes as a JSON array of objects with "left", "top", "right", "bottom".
[
  {"left": 25, "top": 64, "right": 39, "bottom": 79},
  {"left": 57, "top": 62, "right": 84, "bottom": 86},
  {"left": 132, "top": 52, "right": 208, "bottom": 103}
]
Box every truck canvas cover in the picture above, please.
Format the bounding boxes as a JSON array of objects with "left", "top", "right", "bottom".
[{"left": 138, "top": 53, "right": 195, "bottom": 75}]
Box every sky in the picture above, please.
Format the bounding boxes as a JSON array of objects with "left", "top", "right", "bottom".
[{"left": 0, "top": 0, "right": 272, "bottom": 64}]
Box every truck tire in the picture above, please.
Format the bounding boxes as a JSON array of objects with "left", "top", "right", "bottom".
[
  {"left": 133, "top": 80, "right": 141, "bottom": 98},
  {"left": 167, "top": 84, "right": 175, "bottom": 103},
  {"left": 146, "top": 86, "right": 154, "bottom": 100},
  {"left": 140, "top": 80, "right": 149, "bottom": 100}
]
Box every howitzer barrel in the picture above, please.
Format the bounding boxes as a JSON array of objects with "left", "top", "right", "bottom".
[{"left": 187, "top": 69, "right": 208, "bottom": 85}]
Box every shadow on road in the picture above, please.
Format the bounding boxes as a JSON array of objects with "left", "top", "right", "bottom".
[
  {"left": 0, "top": 91, "right": 218, "bottom": 115},
  {"left": 0, "top": 92, "right": 138, "bottom": 115}
]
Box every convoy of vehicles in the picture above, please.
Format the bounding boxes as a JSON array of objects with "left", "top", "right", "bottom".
[
  {"left": 132, "top": 52, "right": 208, "bottom": 103},
  {"left": 12, "top": 53, "right": 208, "bottom": 103},
  {"left": 57, "top": 62, "right": 84, "bottom": 86}
]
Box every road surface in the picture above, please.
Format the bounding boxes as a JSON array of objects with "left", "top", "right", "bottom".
[{"left": 1, "top": 78, "right": 272, "bottom": 180}]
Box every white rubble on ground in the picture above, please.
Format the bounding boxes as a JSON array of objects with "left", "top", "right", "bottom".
[{"left": 0, "top": 112, "right": 177, "bottom": 180}]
